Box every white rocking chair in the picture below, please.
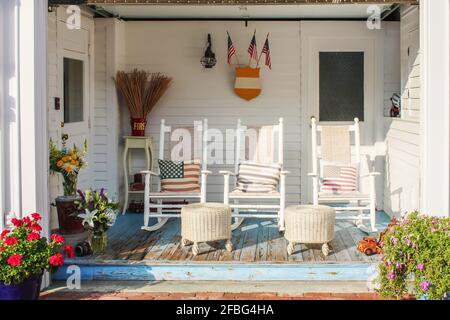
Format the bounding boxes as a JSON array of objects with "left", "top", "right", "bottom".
[
  {"left": 141, "top": 119, "right": 211, "bottom": 232},
  {"left": 220, "top": 118, "right": 289, "bottom": 232},
  {"left": 309, "top": 117, "right": 379, "bottom": 233}
]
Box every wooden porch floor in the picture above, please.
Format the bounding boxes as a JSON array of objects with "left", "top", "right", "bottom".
[{"left": 84, "top": 211, "right": 389, "bottom": 264}]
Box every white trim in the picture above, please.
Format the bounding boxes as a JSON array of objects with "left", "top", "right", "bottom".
[
  {"left": 420, "top": 0, "right": 450, "bottom": 217},
  {"left": 0, "top": 1, "right": 5, "bottom": 231}
]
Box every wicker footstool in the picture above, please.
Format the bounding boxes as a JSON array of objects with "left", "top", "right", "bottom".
[
  {"left": 284, "top": 205, "right": 335, "bottom": 256},
  {"left": 181, "top": 203, "right": 233, "bottom": 256}
]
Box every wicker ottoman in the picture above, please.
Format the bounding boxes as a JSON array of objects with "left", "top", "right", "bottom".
[
  {"left": 284, "top": 205, "right": 335, "bottom": 256},
  {"left": 181, "top": 203, "right": 233, "bottom": 256}
]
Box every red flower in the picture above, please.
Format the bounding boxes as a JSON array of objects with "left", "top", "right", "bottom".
[
  {"left": 26, "top": 232, "right": 41, "bottom": 242},
  {"left": 4, "top": 237, "right": 18, "bottom": 246},
  {"left": 50, "top": 234, "right": 65, "bottom": 244},
  {"left": 63, "top": 245, "right": 75, "bottom": 258},
  {"left": 30, "top": 223, "right": 42, "bottom": 232},
  {"left": 0, "top": 230, "right": 10, "bottom": 239},
  {"left": 31, "top": 213, "right": 42, "bottom": 221},
  {"left": 23, "top": 216, "right": 31, "bottom": 225},
  {"left": 7, "top": 254, "right": 23, "bottom": 267},
  {"left": 11, "top": 218, "right": 23, "bottom": 227},
  {"left": 49, "top": 253, "right": 64, "bottom": 267}
]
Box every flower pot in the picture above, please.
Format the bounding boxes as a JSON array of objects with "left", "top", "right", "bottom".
[
  {"left": 55, "top": 196, "right": 84, "bottom": 235},
  {"left": 130, "top": 118, "right": 147, "bottom": 136},
  {"left": 90, "top": 231, "right": 108, "bottom": 255},
  {"left": 0, "top": 274, "right": 43, "bottom": 300}
]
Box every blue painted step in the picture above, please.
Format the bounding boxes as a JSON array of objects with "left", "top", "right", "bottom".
[{"left": 52, "top": 262, "right": 377, "bottom": 282}]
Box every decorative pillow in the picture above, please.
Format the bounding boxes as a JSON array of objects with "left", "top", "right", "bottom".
[
  {"left": 320, "top": 161, "right": 358, "bottom": 194},
  {"left": 158, "top": 159, "right": 184, "bottom": 180},
  {"left": 234, "top": 161, "right": 281, "bottom": 193},
  {"left": 160, "top": 160, "right": 201, "bottom": 193}
]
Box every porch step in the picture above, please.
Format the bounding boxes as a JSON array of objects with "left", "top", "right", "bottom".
[
  {"left": 52, "top": 261, "right": 377, "bottom": 282},
  {"left": 44, "top": 280, "right": 374, "bottom": 294}
]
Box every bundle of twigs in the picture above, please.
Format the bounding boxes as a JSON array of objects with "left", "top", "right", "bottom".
[{"left": 113, "top": 69, "right": 172, "bottom": 119}]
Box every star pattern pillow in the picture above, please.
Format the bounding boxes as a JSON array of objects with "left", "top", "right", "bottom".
[{"left": 158, "top": 160, "right": 184, "bottom": 180}]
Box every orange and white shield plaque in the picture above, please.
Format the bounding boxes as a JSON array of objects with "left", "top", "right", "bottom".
[{"left": 234, "top": 67, "right": 261, "bottom": 101}]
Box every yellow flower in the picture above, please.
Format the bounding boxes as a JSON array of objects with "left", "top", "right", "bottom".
[
  {"left": 57, "top": 160, "right": 64, "bottom": 167},
  {"left": 71, "top": 159, "right": 77, "bottom": 165},
  {"left": 71, "top": 154, "right": 78, "bottom": 160},
  {"left": 65, "top": 165, "right": 73, "bottom": 173}
]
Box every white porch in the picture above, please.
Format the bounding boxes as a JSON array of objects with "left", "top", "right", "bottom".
[{"left": 1, "top": 0, "right": 450, "bottom": 283}]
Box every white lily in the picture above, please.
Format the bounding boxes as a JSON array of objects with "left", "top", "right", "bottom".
[
  {"left": 78, "top": 209, "right": 97, "bottom": 228},
  {"left": 104, "top": 208, "right": 117, "bottom": 227}
]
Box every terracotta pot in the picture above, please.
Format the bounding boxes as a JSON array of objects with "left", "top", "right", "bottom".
[
  {"left": 130, "top": 118, "right": 147, "bottom": 136},
  {"left": 55, "top": 196, "right": 84, "bottom": 235}
]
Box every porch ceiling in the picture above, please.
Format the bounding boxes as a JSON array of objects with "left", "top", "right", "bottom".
[{"left": 86, "top": 1, "right": 417, "bottom": 20}]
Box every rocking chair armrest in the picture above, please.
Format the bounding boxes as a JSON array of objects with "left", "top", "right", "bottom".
[
  {"left": 140, "top": 170, "right": 159, "bottom": 177},
  {"left": 280, "top": 170, "right": 290, "bottom": 175},
  {"left": 219, "top": 170, "right": 237, "bottom": 176},
  {"left": 308, "top": 172, "right": 319, "bottom": 177},
  {"left": 201, "top": 170, "right": 212, "bottom": 175},
  {"left": 360, "top": 172, "right": 381, "bottom": 178}
]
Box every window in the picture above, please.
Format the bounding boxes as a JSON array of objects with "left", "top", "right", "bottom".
[
  {"left": 319, "top": 52, "right": 364, "bottom": 122},
  {"left": 63, "top": 57, "right": 84, "bottom": 123}
]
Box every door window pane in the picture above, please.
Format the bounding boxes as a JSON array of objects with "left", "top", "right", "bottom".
[
  {"left": 319, "top": 52, "right": 364, "bottom": 122},
  {"left": 64, "top": 58, "right": 83, "bottom": 123}
]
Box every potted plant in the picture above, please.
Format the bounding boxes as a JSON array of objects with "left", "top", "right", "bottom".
[
  {"left": 76, "top": 189, "right": 119, "bottom": 254},
  {"left": 0, "top": 213, "right": 74, "bottom": 300},
  {"left": 376, "top": 211, "right": 450, "bottom": 300},
  {"left": 49, "top": 139, "right": 87, "bottom": 234},
  {"left": 113, "top": 69, "right": 172, "bottom": 136}
]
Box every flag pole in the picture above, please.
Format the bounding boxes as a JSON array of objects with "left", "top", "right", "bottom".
[
  {"left": 248, "top": 29, "right": 256, "bottom": 67},
  {"left": 257, "top": 33, "right": 270, "bottom": 67},
  {"left": 227, "top": 31, "right": 240, "bottom": 66}
]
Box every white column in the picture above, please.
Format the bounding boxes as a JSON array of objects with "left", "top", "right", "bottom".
[
  {"left": 420, "top": 0, "right": 450, "bottom": 217},
  {"left": 0, "top": 1, "right": 5, "bottom": 230}
]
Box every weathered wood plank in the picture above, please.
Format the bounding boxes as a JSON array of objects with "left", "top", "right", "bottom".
[
  {"left": 93, "top": 212, "right": 388, "bottom": 264},
  {"left": 239, "top": 222, "right": 260, "bottom": 262},
  {"left": 255, "top": 221, "right": 271, "bottom": 261},
  {"left": 143, "top": 220, "right": 182, "bottom": 260}
]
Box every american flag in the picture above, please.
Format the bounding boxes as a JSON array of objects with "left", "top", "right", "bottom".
[
  {"left": 227, "top": 32, "right": 236, "bottom": 64},
  {"left": 261, "top": 37, "right": 271, "bottom": 69},
  {"left": 248, "top": 33, "right": 258, "bottom": 61},
  {"left": 321, "top": 165, "right": 357, "bottom": 193}
]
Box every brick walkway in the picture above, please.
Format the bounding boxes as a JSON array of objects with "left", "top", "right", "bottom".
[{"left": 40, "top": 291, "right": 383, "bottom": 300}]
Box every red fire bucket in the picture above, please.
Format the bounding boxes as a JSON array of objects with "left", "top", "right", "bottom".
[{"left": 130, "top": 118, "right": 147, "bottom": 136}]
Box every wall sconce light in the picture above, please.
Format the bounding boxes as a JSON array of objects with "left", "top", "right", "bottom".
[{"left": 200, "top": 34, "right": 217, "bottom": 69}]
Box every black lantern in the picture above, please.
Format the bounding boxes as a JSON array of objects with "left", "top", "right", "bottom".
[{"left": 200, "top": 34, "right": 217, "bottom": 69}]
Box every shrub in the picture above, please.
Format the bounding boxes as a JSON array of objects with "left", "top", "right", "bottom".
[{"left": 376, "top": 211, "right": 450, "bottom": 300}]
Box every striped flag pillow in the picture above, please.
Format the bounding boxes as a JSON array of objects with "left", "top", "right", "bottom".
[
  {"left": 235, "top": 161, "right": 281, "bottom": 193},
  {"left": 321, "top": 161, "right": 358, "bottom": 194},
  {"left": 160, "top": 160, "right": 201, "bottom": 193}
]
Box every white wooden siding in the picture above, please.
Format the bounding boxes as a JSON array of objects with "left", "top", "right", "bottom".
[
  {"left": 122, "top": 21, "right": 302, "bottom": 203},
  {"left": 400, "top": 5, "right": 421, "bottom": 121},
  {"left": 93, "top": 24, "right": 109, "bottom": 189},
  {"left": 384, "top": 118, "right": 420, "bottom": 216},
  {"left": 383, "top": 5, "right": 421, "bottom": 217}
]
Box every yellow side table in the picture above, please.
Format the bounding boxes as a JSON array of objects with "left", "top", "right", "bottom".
[{"left": 122, "top": 136, "right": 154, "bottom": 215}]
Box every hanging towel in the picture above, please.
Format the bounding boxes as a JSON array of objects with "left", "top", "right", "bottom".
[{"left": 321, "top": 126, "right": 351, "bottom": 163}]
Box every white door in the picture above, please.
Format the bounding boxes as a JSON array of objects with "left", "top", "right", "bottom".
[
  {"left": 56, "top": 10, "right": 92, "bottom": 191},
  {"left": 300, "top": 22, "right": 383, "bottom": 204}
]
